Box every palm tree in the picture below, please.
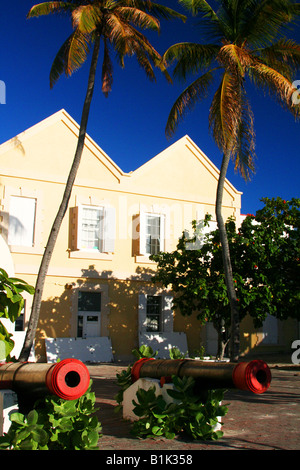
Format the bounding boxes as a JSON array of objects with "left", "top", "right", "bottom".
[
  {"left": 163, "top": 0, "right": 300, "bottom": 361},
  {"left": 18, "top": 0, "right": 185, "bottom": 362}
]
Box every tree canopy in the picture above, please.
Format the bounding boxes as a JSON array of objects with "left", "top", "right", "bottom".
[{"left": 151, "top": 197, "right": 300, "bottom": 358}]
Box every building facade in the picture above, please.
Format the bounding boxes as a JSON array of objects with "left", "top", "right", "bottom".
[{"left": 0, "top": 109, "right": 297, "bottom": 362}]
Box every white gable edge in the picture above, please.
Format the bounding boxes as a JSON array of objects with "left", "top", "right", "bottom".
[
  {"left": 129, "top": 135, "right": 242, "bottom": 199},
  {"left": 0, "top": 109, "right": 128, "bottom": 182}
]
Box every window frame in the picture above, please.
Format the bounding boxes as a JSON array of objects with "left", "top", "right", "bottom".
[
  {"left": 138, "top": 293, "right": 173, "bottom": 334},
  {"left": 69, "top": 203, "right": 116, "bottom": 258},
  {"left": 145, "top": 295, "right": 162, "bottom": 332},
  {"left": 139, "top": 211, "right": 165, "bottom": 256},
  {"left": 77, "top": 204, "right": 104, "bottom": 253}
]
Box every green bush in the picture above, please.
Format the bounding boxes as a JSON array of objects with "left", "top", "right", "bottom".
[
  {"left": 131, "top": 375, "right": 228, "bottom": 441},
  {"left": 0, "top": 381, "right": 102, "bottom": 450},
  {"left": 0, "top": 268, "right": 34, "bottom": 360},
  {"left": 115, "top": 346, "right": 229, "bottom": 441}
]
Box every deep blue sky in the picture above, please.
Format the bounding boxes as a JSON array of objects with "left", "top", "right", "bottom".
[{"left": 1, "top": 1, "right": 299, "bottom": 215}]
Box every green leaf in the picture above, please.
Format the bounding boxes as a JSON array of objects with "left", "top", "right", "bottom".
[
  {"left": 27, "top": 410, "right": 39, "bottom": 425},
  {"left": 10, "top": 412, "right": 25, "bottom": 425}
]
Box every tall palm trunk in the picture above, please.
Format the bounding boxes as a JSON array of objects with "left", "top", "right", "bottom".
[
  {"left": 215, "top": 150, "right": 240, "bottom": 362},
  {"left": 18, "top": 36, "right": 101, "bottom": 362}
]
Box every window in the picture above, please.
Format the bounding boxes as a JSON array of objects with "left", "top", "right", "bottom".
[
  {"left": 146, "top": 295, "right": 162, "bottom": 332},
  {"left": 8, "top": 196, "right": 36, "bottom": 247},
  {"left": 71, "top": 204, "right": 116, "bottom": 254},
  {"left": 78, "top": 205, "right": 104, "bottom": 251},
  {"left": 77, "top": 291, "right": 101, "bottom": 338},
  {"left": 138, "top": 293, "right": 173, "bottom": 334},
  {"left": 139, "top": 212, "right": 165, "bottom": 256}
]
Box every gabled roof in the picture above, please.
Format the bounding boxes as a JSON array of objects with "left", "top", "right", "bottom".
[
  {"left": 0, "top": 109, "right": 242, "bottom": 204},
  {"left": 127, "top": 134, "right": 242, "bottom": 202},
  {"left": 0, "top": 109, "right": 127, "bottom": 183}
]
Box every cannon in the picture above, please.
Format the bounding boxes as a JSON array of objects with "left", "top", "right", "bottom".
[
  {"left": 0, "top": 358, "right": 90, "bottom": 413},
  {"left": 122, "top": 357, "right": 272, "bottom": 428},
  {"left": 131, "top": 357, "right": 272, "bottom": 394}
]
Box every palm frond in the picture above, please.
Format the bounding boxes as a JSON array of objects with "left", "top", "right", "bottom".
[
  {"left": 218, "top": 43, "right": 254, "bottom": 76},
  {"left": 166, "top": 69, "right": 216, "bottom": 137},
  {"left": 109, "top": 14, "right": 168, "bottom": 82},
  {"left": 178, "top": 0, "right": 219, "bottom": 20},
  {"left": 120, "top": 0, "right": 186, "bottom": 22},
  {"left": 72, "top": 4, "right": 102, "bottom": 34},
  {"left": 257, "top": 39, "right": 300, "bottom": 72},
  {"left": 117, "top": 6, "right": 160, "bottom": 32},
  {"left": 248, "top": 61, "right": 300, "bottom": 117},
  {"left": 179, "top": 0, "right": 229, "bottom": 41},
  {"left": 209, "top": 71, "right": 242, "bottom": 153},
  {"left": 236, "top": 0, "right": 300, "bottom": 47},
  {"left": 27, "top": 1, "right": 76, "bottom": 18},
  {"left": 231, "top": 92, "right": 256, "bottom": 181},
  {"left": 49, "top": 29, "right": 90, "bottom": 87},
  {"left": 163, "top": 42, "right": 220, "bottom": 80}
]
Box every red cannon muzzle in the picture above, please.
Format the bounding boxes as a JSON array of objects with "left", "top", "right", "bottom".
[
  {"left": 131, "top": 358, "right": 271, "bottom": 394},
  {"left": 0, "top": 358, "right": 90, "bottom": 400},
  {"left": 232, "top": 360, "right": 271, "bottom": 394}
]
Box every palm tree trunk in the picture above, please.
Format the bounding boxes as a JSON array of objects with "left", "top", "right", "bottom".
[
  {"left": 18, "top": 36, "right": 101, "bottom": 362},
  {"left": 215, "top": 151, "right": 240, "bottom": 362}
]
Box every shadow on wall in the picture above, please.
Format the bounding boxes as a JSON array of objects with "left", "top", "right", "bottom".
[
  {"left": 35, "top": 264, "right": 205, "bottom": 362},
  {"left": 35, "top": 265, "right": 157, "bottom": 362}
]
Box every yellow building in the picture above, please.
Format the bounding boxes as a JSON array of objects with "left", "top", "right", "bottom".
[{"left": 0, "top": 109, "right": 297, "bottom": 362}]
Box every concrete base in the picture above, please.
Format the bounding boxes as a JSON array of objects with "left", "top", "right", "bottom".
[
  {"left": 0, "top": 390, "right": 18, "bottom": 435},
  {"left": 45, "top": 336, "right": 114, "bottom": 363},
  {"left": 123, "top": 378, "right": 176, "bottom": 422}
]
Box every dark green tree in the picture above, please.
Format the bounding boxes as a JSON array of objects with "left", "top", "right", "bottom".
[{"left": 151, "top": 197, "right": 300, "bottom": 359}]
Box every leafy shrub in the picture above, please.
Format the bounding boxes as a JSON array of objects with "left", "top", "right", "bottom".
[
  {"left": 115, "top": 346, "right": 229, "bottom": 441},
  {"left": 0, "top": 268, "right": 34, "bottom": 360},
  {"left": 0, "top": 381, "right": 101, "bottom": 450},
  {"left": 131, "top": 375, "right": 228, "bottom": 441}
]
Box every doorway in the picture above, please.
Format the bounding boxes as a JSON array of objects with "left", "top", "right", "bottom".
[{"left": 77, "top": 291, "right": 101, "bottom": 338}]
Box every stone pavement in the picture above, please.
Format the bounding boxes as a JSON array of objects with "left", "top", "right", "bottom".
[{"left": 87, "top": 355, "right": 300, "bottom": 451}]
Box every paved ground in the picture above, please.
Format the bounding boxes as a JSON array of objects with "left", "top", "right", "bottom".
[{"left": 87, "top": 355, "right": 300, "bottom": 452}]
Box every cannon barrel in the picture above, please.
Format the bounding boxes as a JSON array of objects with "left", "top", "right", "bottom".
[
  {"left": 0, "top": 358, "right": 90, "bottom": 400},
  {"left": 131, "top": 358, "right": 271, "bottom": 394}
]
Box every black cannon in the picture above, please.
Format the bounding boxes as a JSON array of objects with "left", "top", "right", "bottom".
[
  {"left": 0, "top": 358, "right": 90, "bottom": 412},
  {"left": 131, "top": 357, "right": 271, "bottom": 394}
]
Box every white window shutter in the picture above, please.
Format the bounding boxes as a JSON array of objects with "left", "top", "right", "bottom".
[
  {"left": 159, "top": 214, "right": 165, "bottom": 252},
  {"left": 162, "top": 295, "right": 173, "bottom": 332},
  {"left": 103, "top": 206, "right": 116, "bottom": 253},
  {"left": 8, "top": 196, "right": 36, "bottom": 246},
  {"left": 138, "top": 294, "right": 147, "bottom": 332}
]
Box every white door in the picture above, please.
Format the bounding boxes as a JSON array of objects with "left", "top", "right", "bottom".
[
  {"left": 77, "top": 291, "right": 101, "bottom": 338},
  {"left": 85, "top": 314, "right": 101, "bottom": 337}
]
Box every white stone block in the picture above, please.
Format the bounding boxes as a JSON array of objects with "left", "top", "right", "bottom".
[
  {"left": 45, "top": 337, "right": 114, "bottom": 363},
  {"left": 122, "top": 377, "right": 222, "bottom": 431},
  {"left": 0, "top": 390, "right": 18, "bottom": 435},
  {"left": 122, "top": 378, "right": 178, "bottom": 422}
]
